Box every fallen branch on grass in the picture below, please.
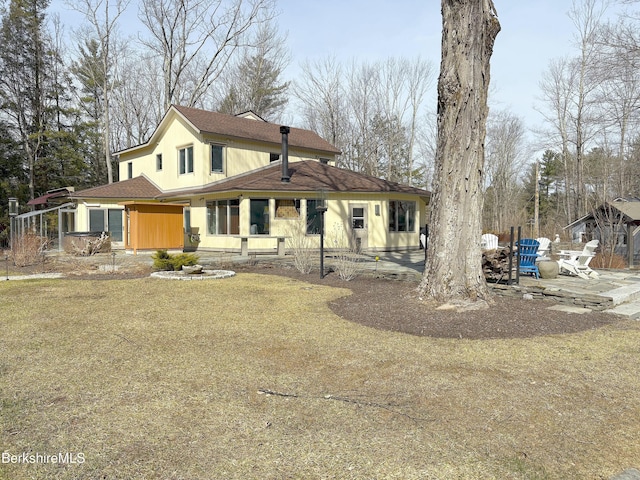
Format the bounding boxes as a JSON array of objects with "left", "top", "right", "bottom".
[{"left": 257, "top": 388, "right": 432, "bottom": 423}]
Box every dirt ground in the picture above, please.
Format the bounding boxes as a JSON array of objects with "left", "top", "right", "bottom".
[{"left": 7, "top": 257, "right": 623, "bottom": 340}]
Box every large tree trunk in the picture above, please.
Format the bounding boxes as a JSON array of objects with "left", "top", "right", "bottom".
[{"left": 418, "top": 0, "right": 500, "bottom": 306}]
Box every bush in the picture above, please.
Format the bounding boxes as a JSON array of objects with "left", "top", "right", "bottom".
[
  {"left": 152, "top": 250, "right": 199, "bottom": 271},
  {"left": 171, "top": 253, "right": 200, "bottom": 270},
  {"left": 11, "top": 232, "right": 49, "bottom": 267},
  {"left": 329, "top": 224, "right": 361, "bottom": 281},
  {"left": 285, "top": 218, "right": 315, "bottom": 274},
  {"left": 592, "top": 252, "right": 627, "bottom": 269}
]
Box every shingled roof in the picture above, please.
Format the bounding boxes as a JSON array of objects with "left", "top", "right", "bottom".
[
  {"left": 115, "top": 105, "right": 341, "bottom": 156},
  {"left": 72, "top": 162, "right": 430, "bottom": 200},
  {"left": 159, "top": 161, "right": 431, "bottom": 199},
  {"left": 71, "top": 175, "right": 162, "bottom": 199}
]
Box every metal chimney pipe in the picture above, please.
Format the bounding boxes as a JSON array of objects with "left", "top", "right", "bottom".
[{"left": 280, "top": 126, "right": 290, "bottom": 183}]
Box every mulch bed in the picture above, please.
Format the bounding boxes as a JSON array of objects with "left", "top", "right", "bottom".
[{"left": 234, "top": 264, "right": 623, "bottom": 340}]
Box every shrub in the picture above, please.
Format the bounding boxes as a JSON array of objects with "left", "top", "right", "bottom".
[
  {"left": 285, "top": 218, "right": 315, "bottom": 274},
  {"left": 171, "top": 253, "right": 199, "bottom": 270},
  {"left": 152, "top": 250, "right": 173, "bottom": 271},
  {"left": 329, "top": 224, "right": 361, "bottom": 281},
  {"left": 11, "top": 232, "right": 49, "bottom": 267},
  {"left": 152, "top": 250, "right": 199, "bottom": 271},
  {"left": 592, "top": 252, "right": 627, "bottom": 269}
]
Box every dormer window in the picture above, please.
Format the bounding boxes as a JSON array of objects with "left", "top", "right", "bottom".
[{"left": 179, "top": 146, "right": 194, "bottom": 174}]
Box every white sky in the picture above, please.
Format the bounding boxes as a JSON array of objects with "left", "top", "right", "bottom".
[{"left": 49, "top": 0, "right": 623, "bottom": 133}]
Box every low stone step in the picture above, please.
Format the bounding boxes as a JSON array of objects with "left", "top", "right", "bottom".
[
  {"left": 601, "top": 283, "right": 640, "bottom": 306},
  {"left": 606, "top": 301, "right": 640, "bottom": 320}
]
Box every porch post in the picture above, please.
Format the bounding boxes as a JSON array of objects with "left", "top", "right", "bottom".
[
  {"left": 58, "top": 208, "right": 63, "bottom": 252},
  {"left": 629, "top": 222, "right": 639, "bottom": 268}
]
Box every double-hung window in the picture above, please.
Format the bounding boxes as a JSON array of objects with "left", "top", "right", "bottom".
[
  {"left": 179, "top": 146, "right": 194, "bottom": 174},
  {"left": 211, "top": 144, "right": 224, "bottom": 173},
  {"left": 389, "top": 201, "right": 416, "bottom": 232}
]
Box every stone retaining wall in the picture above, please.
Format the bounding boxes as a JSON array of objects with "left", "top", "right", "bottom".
[{"left": 489, "top": 283, "right": 614, "bottom": 311}]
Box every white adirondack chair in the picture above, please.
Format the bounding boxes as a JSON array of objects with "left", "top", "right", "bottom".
[
  {"left": 557, "top": 240, "right": 600, "bottom": 279},
  {"left": 481, "top": 233, "right": 499, "bottom": 251},
  {"left": 536, "top": 237, "right": 552, "bottom": 261}
]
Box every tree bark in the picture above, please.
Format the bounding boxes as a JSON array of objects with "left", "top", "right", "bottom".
[{"left": 418, "top": 0, "right": 500, "bottom": 305}]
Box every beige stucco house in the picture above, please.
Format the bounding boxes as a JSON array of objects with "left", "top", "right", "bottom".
[{"left": 71, "top": 105, "right": 431, "bottom": 254}]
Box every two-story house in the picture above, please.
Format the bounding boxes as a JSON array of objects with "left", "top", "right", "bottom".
[{"left": 71, "top": 105, "right": 431, "bottom": 254}]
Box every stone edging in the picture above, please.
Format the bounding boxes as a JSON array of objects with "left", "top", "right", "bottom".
[{"left": 489, "top": 283, "right": 614, "bottom": 311}]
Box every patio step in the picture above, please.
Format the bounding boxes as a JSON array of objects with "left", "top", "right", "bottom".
[
  {"left": 606, "top": 301, "right": 640, "bottom": 320},
  {"left": 601, "top": 283, "right": 640, "bottom": 306}
]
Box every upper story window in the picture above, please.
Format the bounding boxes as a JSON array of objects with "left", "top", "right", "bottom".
[
  {"left": 270, "top": 153, "right": 280, "bottom": 163},
  {"left": 211, "top": 145, "right": 224, "bottom": 173},
  {"left": 179, "top": 146, "right": 194, "bottom": 175},
  {"left": 127, "top": 162, "right": 133, "bottom": 179},
  {"left": 156, "top": 153, "right": 163, "bottom": 171}
]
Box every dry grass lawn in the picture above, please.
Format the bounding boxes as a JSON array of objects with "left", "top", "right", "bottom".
[{"left": 1, "top": 274, "right": 640, "bottom": 479}]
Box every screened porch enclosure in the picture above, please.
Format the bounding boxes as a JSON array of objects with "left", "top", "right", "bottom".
[{"left": 11, "top": 203, "right": 76, "bottom": 251}]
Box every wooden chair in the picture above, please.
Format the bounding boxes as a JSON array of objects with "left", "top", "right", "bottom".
[
  {"left": 481, "top": 233, "right": 499, "bottom": 251},
  {"left": 517, "top": 238, "right": 540, "bottom": 278},
  {"left": 557, "top": 240, "right": 599, "bottom": 279},
  {"left": 535, "top": 237, "right": 551, "bottom": 260}
]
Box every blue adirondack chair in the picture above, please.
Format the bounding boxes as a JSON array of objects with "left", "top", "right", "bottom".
[{"left": 517, "top": 238, "right": 540, "bottom": 278}]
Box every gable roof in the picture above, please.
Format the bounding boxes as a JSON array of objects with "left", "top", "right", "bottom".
[
  {"left": 115, "top": 105, "right": 341, "bottom": 157},
  {"left": 159, "top": 161, "right": 431, "bottom": 199},
  {"left": 70, "top": 175, "right": 162, "bottom": 199},
  {"left": 565, "top": 199, "right": 640, "bottom": 228},
  {"left": 612, "top": 199, "right": 640, "bottom": 221}
]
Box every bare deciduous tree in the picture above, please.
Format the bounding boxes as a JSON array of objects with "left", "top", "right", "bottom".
[
  {"left": 418, "top": 0, "right": 500, "bottom": 307},
  {"left": 483, "top": 109, "right": 528, "bottom": 233},
  {"left": 67, "top": 0, "right": 130, "bottom": 184},
  {"left": 568, "top": 0, "right": 610, "bottom": 216},
  {"left": 294, "top": 57, "right": 348, "bottom": 164},
  {"left": 213, "top": 21, "right": 290, "bottom": 121},
  {"left": 138, "top": 0, "right": 276, "bottom": 111},
  {"left": 536, "top": 57, "right": 578, "bottom": 223},
  {"left": 294, "top": 56, "right": 434, "bottom": 184}
]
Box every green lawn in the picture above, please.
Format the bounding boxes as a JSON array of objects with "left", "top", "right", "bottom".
[{"left": 1, "top": 274, "right": 639, "bottom": 479}]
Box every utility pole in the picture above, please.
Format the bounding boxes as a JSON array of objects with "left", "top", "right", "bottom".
[{"left": 534, "top": 160, "right": 540, "bottom": 239}]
